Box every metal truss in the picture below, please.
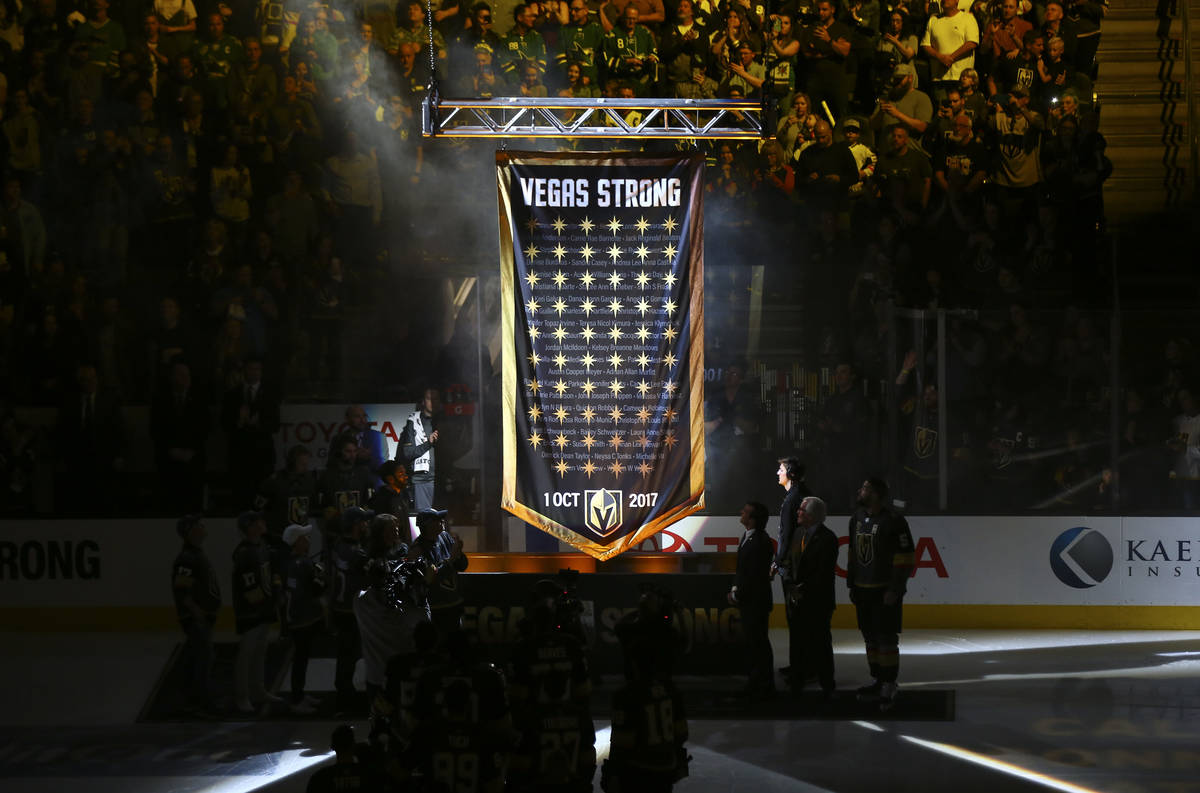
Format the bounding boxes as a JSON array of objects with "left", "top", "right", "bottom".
[{"left": 421, "top": 95, "right": 766, "bottom": 139}]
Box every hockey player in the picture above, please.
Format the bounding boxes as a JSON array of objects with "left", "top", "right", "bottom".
[
  {"left": 171, "top": 514, "right": 222, "bottom": 715},
  {"left": 329, "top": 506, "right": 371, "bottom": 715},
  {"left": 231, "top": 510, "right": 282, "bottom": 714},
  {"left": 280, "top": 523, "right": 326, "bottom": 714},
  {"left": 508, "top": 669, "right": 596, "bottom": 793},
  {"left": 602, "top": 632, "right": 688, "bottom": 793},
  {"left": 847, "top": 477, "right": 915, "bottom": 711}
]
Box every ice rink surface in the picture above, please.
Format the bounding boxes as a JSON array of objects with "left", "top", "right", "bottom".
[{"left": 3, "top": 628, "right": 1199, "bottom": 793}]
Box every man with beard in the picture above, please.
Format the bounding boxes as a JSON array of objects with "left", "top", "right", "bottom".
[
  {"left": 934, "top": 112, "right": 988, "bottom": 203},
  {"left": 869, "top": 62, "right": 931, "bottom": 143},
  {"left": 557, "top": 0, "right": 605, "bottom": 88},
  {"left": 399, "top": 387, "right": 441, "bottom": 512},
  {"left": 318, "top": 433, "right": 375, "bottom": 539},
  {"left": 368, "top": 460, "right": 414, "bottom": 519},
  {"left": 847, "top": 478, "right": 914, "bottom": 711}
]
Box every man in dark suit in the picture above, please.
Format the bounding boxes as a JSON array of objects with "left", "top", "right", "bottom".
[
  {"left": 787, "top": 495, "right": 838, "bottom": 697},
  {"left": 728, "top": 501, "right": 775, "bottom": 699},
  {"left": 56, "top": 363, "right": 126, "bottom": 514},
  {"left": 151, "top": 360, "right": 210, "bottom": 512},
  {"left": 771, "top": 456, "right": 811, "bottom": 688},
  {"left": 345, "top": 404, "right": 388, "bottom": 486},
  {"left": 221, "top": 357, "right": 280, "bottom": 509}
]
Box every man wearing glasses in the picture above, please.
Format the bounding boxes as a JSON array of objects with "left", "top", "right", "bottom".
[{"left": 556, "top": 0, "right": 604, "bottom": 87}]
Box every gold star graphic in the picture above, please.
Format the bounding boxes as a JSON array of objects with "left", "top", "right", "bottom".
[
  {"left": 635, "top": 271, "right": 651, "bottom": 287},
  {"left": 663, "top": 298, "right": 677, "bottom": 316},
  {"left": 553, "top": 353, "right": 568, "bottom": 370},
  {"left": 609, "top": 434, "right": 624, "bottom": 450},
  {"left": 580, "top": 244, "right": 594, "bottom": 262},
  {"left": 552, "top": 246, "right": 568, "bottom": 263},
  {"left": 607, "top": 299, "right": 623, "bottom": 316},
  {"left": 580, "top": 298, "right": 595, "bottom": 316},
  {"left": 607, "top": 216, "right": 623, "bottom": 234},
  {"left": 579, "top": 270, "right": 595, "bottom": 288},
  {"left": 664, "top": 407, "right": 679, "bottom": 422},
  {"left": 636, "top": 432, "right": 651, "bottom": 447},
  {"left": 636, "top": 353, "right": 651, "bottom": 370},
  {"left": 608, "top": 378, "right": 623, "bottom": 396},
  {"left": 553, "top": 405, "right": 569, "bottom": 422},
  {"left": 662, "top": 430, "right": 678, "bottom": 449},
  {"left": 635, "top": 325, "right": 651, "bottom": 342},
  {"left": 662, "top": 271, "right": 678, "bottom": 287},
  {"left": 580, "top": 352, "right": 596, "bottom": 371},
  {"left": 581, "top": 379, "right": 597, "bottom": 396},
  {"left": 524, "top": 243, "right": 540, "bottom": 260},
  {"left": 525, "top": 271, "right": 540, "bottom": 288},
  {"left": 609, "top": 460, "right": 625, "bottom": 475},
  {"left": 552, "top": 216, "right": 567, "bottom": 234},
  {"left": 582, "top": 460, "right": 597, "bottom": 477},
  {"left": 607, "top": 325, "right": 623, "bottom": 343},
  {"left": 664, "top": 326, "right": 679, "bottom": 342},
  {"left": 663, "top": 380, "right": 679, "bottom": 396},
  {"left": 636, "top": 407, "right": 652, "bottom": 423},
  {"left": 608, "top": 270, "right": 623, "bottom": 287},
  {"left": 580, "top": 405, "right": 597, "bottom": 423},
  {"left": 528, "top": 431, "right": 542, "bottom": 449},
  {"left": 662, "top": 352, "right": 677, "bottom": 367},
  {"left": 608, "top": 352, "right": 624, "bottom": 370},
  {"left": 525, "top": 298, "right": 540, "bottom": 315},
  {"left": 553, "top": 379, "right": 568, "bottom": 396},
  {"left": 579, "top": 217, "right": 594, "bottom": 234},
  {"left": 608, "top": 406, "right": 622, "bottom": 422},
  {"left": 552, "top": 325, "right": 568, "bottom": 342},
  {"left": 527, "top": 350, "right": 541, "bottom": 367},
  {"left": 528, "top": 325, "right": 540, "bottom": 341},
  {"left": 528, "top": 404, "right": 543, "bottom": 422},
  {"left": 555, "top": 459, "right": 570, "bottom": 476},
  {"left": 636, "top": 380, "right": 651, "bottom": 396},
  {"left": 635, "top": 245, "right": 650, "bottom": 262},
  {"left": 554, "top": 433, "right": 570, "bottom": 451},
  {"left": 638, "top": 461, "right": 653, "bottom": 477},
  {"left": 581, "top": 432, "right": 597, "bottom": 450},
  {"left": 635, "top": 299, "right": 652, "bottom": 316},
  {"left": 552, "top": 299, "right": 567, "bottom": 316},
  {"left": 662, "top": 243, "right": 678, "bottom": 260},
  {"left": 607, "top": 245, "right": 623, "bottom": 262},
  {"left": 635, "top": 216, "right": 651, "bottom": 234},
  {"left": 527, "top": 378, "right": 540, "bottom": 394},
  {"left": 526, "top": 216, "right": 540, "bottom": 234},
  {"left": 580, "top": 325, "right": 596, "bottom": 343},
  {"left": 662, "top": 215, "right": 678, "bottom": 233}
]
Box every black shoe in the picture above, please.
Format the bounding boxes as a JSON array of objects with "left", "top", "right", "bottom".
[
  {"left": 856, "top": 680, "right": 882, "bottom": 702},
  {"left": 878, "top": 682, "right": 898, "bottom": 711},
  {"left": 778, "top": 665, "right": 791, "bottom": 677}
]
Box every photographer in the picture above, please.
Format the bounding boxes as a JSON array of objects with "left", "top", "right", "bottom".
[
  {"left": 719, "top": 41, "right": 765, "bottom": 98},
  {"left": 354, "top": 557, "right": 429, "bottom": 710},
  {"left": 869, "top": 62, "right": 932, "bottom": 145},
  {"left": 410, "top": 508, "right": 468, "bottom": 640},
  {"left": 987, "top": 86, "right": 1044, "bottom": 198}
]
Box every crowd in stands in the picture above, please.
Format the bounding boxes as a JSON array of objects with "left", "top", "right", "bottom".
[{"left": 0, "top": 0, "right": 1189, "bottom": 520}]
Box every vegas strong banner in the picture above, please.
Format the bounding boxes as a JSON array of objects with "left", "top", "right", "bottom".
[{"left": 498, "top": 151, "right": 706, "bottom": 560}]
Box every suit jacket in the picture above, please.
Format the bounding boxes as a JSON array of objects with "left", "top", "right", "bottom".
[
  {"left": 788, "top": 523, "right": 838, "bottom": 612},
  {"left": 735, "top": 528, "right": 774, "bottom": 611},
  {"left": 150, "top": 390, "right": 210, "bottom": 465},
  {"left": 774, "top": 482, "right": 812, "bottom": 577},
  {"left": 220, "top": 382, "right": 280, "bottom": 458},
  {"left": 57, "top": 388, "right": 126, "bottom": 468}
]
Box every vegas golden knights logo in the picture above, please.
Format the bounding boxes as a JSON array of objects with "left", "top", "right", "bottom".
[
  {"left": 583, "top": 489, "right": 623, "bottom": 537},
  {"left": 914, "top": 426, "right": 937, "bottom": 459},
  {"left": 288, "top": 496, "right": 310, "bottom": 525},
  {"left": 855, "top": 521, "right": 875, "bottom": 564}
]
